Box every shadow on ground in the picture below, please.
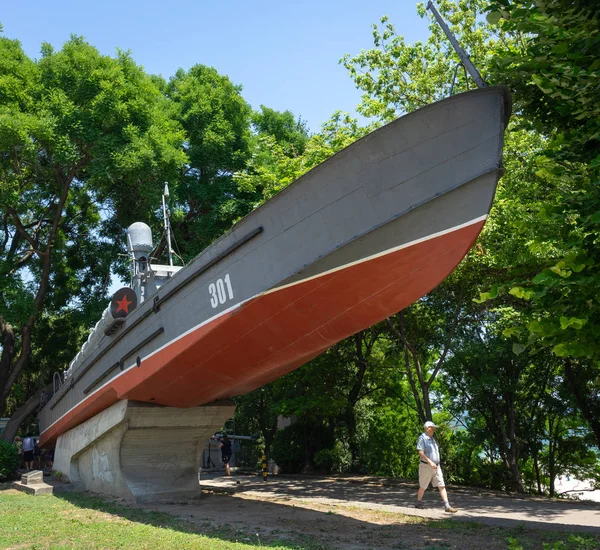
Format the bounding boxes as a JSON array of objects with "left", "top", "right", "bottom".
[{"left": 44, "top": 474, "right": 600, "bottom": 550}]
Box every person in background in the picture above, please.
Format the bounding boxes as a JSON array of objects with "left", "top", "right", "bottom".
[
  {"left": 33, "top": 440, "right": 42, "bottom": 470},
  {"left": 44, "top": 448, "right": 54, "bottom": 471},
  {"left": 219, "top": 434, "right": 232, "bottom": 477},
  {"left": 22, "top": 434, "right": 35, "bottom": 472},
  {"left": 415, "top": 421, "right": 457, "bottom": 513}
]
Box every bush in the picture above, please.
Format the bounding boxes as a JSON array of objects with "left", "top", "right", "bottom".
[
  {"left": 271, "top": 423, "right": 304, "bottom": 473},
  {"left": 271, "top": 421, "right": 331, "bottom": 473},
  {"left": 0, "top": 440, "right": 20, "bottom": 481},
  {"left": 314, "top": 440, "right": 351, "bottom": 474}
]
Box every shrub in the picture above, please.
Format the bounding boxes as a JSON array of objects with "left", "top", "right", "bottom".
[
  {"left": 314, "top": 440, "right": 351, "bottom": 474},
  {"left": 0, "top": 440, "right": 20, "bottom": 481},
  {"left": 271, "top": 423, "right": 304, "bottom": 473},
  {"left": 271, "top": 421, "right": 331, "bottom": 473}
]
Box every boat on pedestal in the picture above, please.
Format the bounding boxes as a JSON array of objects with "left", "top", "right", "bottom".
[{"left": 39, "top": 86, "right": 511, "bottom": 449}]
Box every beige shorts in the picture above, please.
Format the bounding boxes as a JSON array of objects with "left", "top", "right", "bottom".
[{"left": 419, "top": 462, "right": 445, "bottom": 489}]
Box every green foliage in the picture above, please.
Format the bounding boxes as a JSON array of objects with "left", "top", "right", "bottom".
[
  {"left": 235, "top": 112, "right": 371, "bottom": 204},
  {"left": 165, "top": 65, "right": 254, "bottom": 258},
  {"left": 242, "top": 0, "right": 600, "bottom": 486},
  {"left": 270, "top": 423, "right": 305, "bottom": 474},
  {"left": 313, "top": 440, "right": 352, "bottom": 474},
  {"left": 233, "top": 385, "right": 278, "bottom": 459},
  {"left": 361, "top": 400, "right": 420, "bottom": 478},
  {"left": 487, "top": 0, "right": 600, "bottom": 161},
  {"left": 251, "top": 106, "right": 309, "bottom": 156},
  {"left": 478, "top": 0, "right": 600, "bottom": 451},
  {"left": 0, "top": 35, "right": 187, "bottom": 422},
  {"left": 222, "top": 0, "right": 600, "bottom": 494},
  {"left": 0, "top": 440, "right": 19, "bottom": 480},
  {"left": 482, "top": 1, "right": 600, "bottom": 362},
  {"left": 341, "top": 0, "right": 501, "bottom": 121}
]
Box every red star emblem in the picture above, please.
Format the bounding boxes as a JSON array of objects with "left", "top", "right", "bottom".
[{"left": 115, "top": 295, "right": 132, "bottom": 314}]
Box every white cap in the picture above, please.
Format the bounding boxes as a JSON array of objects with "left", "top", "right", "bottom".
[{"left": 424, "top": 421, "right": 439, "bottom": 429}]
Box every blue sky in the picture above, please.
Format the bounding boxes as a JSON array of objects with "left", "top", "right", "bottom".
[{"left": 1, "top": 0, "right": 430, "bottom": 132}]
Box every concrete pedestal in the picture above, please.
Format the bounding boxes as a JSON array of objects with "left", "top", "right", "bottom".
[
  {"left": 12, "top": 470, "right": 54, "bottom": 495},
  {"left": 53, "top": 400, "right": 234, "bottom": 500}
]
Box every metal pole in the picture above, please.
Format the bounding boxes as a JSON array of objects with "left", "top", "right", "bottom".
[
  {"left": 426, "top": 1, "right": 486, "bottom": 89},
  {"left": 162, "top": 183, "right": 173, "bottom": 266},
  {"left": 262, "top": 454, "right": 268, "bottom": 481}
]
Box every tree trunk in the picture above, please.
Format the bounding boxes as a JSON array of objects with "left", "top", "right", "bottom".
[
  {"left": 564, "top": 360, "right": 600, "bottom": 448},
  {"left": 345, "top": 332, "right": 369, "bottom": 466},
  {"left": 488, "top": 397, "right": 524, "bottom": 493},
  {"left": 302, "top": 420, "right": 314, "bottom": 473},
  {"left": 506, "top": 395, "right": 524, "bottom": 493},
  {"left": 0, "top": 383, "right": 52, "bottom": 443},
  {"left": 1, "top": 179, "right": 72, "bottom": 421},
  {"left": 263, "top": 422, "right": 277, "bottom": 461},
  {"left": 387, "top": 315, "right": 427, "bottom": 422},
  {"left": 0, "top": 319, "right": 16, "bottom": 417},
  {"left": 387, "top": 303, "right": 460, "bottom": 424},
  {"left": 533, "top": 454, "right": 542, "bottom": 494}
]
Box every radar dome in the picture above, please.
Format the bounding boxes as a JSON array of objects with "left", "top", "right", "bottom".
[{"left": 127, "top": 222, "right": 153, "bottom": 253}]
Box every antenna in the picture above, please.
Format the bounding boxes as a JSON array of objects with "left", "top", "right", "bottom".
[
  {"left": 162, "top": 182, "right": 173, "bottom": 267},
  {"left": 426, "top": 1, "right": 486, "bottom": 89},
  {"left": 126, "top": 232, "right": 136, "bottom": 283}
]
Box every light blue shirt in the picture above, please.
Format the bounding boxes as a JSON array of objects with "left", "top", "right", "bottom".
[{"left": 417, "top": 433, "right": 440, "bottom": 464}]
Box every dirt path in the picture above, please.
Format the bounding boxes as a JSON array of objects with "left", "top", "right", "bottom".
[{"left": 133, "top": 473, "right": 600, "bottom": 549}]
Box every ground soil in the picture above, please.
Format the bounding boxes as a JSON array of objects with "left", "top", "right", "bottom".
[{"left": 129, "top": 473, "right": 600, "bottom": 550}]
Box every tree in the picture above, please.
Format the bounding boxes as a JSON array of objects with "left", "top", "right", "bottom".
[
  {"left": 251, "top": 106, "right": 309, "bottom": 157},
  {"left": 484, "top": 0, "right": 600, "bottom": 446},
  {"left": 385, "top": 286, "right": 465, "bottom": 425},
  {"left": 270, "top": 347, "right": 351, "bottom": 472},
  {"left": 165, "top": 65, "right": 254, "bottom": 258},
  {"left": 341, "top": 0, "right": 508, "bottom": 121},
  {"left": 0, "top": 36, "right": 185, "bottom": 439},
  {"left": 233, "top": 386, "right": 278, "bottom": 461},
  {"left": 443, "top": 323, "right": 540, "bottom": 493},
  {"left": 235, "top": 111, "right": 371, "bottom": 204}
]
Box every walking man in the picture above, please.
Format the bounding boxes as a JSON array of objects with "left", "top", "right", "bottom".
[{"left": 415, "top": 421, "right": 457, "bottom": 513}]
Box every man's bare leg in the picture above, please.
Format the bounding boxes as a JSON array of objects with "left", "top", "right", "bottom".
[{"left": 438, "top": 486, "right": 457, "bottom": 512}]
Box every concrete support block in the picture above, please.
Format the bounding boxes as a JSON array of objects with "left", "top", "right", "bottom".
[
  {"left": 21, "top": 470, "right": 44, "bottom": 485},
  {"left": 12, "top": 470, "right": 54, "bottom": 495},
  {"left": 54, "top": 400, "right": 129, "bottom": 485},
  {"left": 53, "top": 400, "right": 234, "bottom": 500}
]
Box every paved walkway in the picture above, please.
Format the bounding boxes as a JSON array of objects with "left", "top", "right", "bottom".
[{"left": 198, "top": 473, "right": 600, "bottom": 533}]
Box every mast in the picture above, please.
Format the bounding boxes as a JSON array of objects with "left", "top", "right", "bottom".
[
  {"left": 426, "top": 1, "right": 486, "bottom": 89},
  {"left": 162, "top": 183, "right": 173, "bottom": 267}
]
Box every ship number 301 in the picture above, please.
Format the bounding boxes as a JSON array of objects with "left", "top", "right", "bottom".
[{"left": 209, "top": 274, "right": 234, "bottom": 308}]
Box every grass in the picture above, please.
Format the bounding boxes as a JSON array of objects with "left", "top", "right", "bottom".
[
  {"left": 1, "top": 485, "right": 598, "bottom": 550},
  {"left": 0, "top": 490, "right": 330, "bottom": 549}
]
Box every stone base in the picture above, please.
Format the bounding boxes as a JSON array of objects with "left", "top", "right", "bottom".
[
  {"left": 12, "top": 470, "right": 54, "bottom": 495},
  {"left": 53, "top": 400, "right": 235, "bottom": 500},
  {"left": 12, "top": 481, "right": 54, "bottom": 495}
]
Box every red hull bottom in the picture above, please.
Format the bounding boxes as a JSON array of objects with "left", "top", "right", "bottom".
[{"left": 40, "top": 220, "right": 483, "bottom": 446}]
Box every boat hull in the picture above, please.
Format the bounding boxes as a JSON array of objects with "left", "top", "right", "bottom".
[{"left": 40, "top": 87, "right": 510, "bottom": 446}]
